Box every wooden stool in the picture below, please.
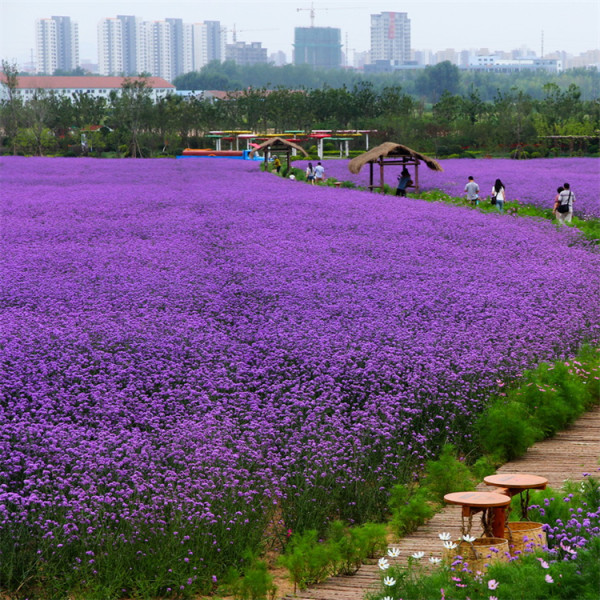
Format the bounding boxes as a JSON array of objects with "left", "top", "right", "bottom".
[
  {"left": 444, "top": 491, "right": 511, "bottom": 539},
  {"left": 483, "top": 473, "right": 548, "bottom": 519}
]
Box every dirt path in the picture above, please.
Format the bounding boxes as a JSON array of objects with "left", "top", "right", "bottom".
[{"left": 281, "top": 405, "right": 600, "bottom": 600}]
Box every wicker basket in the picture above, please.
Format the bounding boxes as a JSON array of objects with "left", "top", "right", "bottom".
[
  {"left": 505, "top": 522, "right": 547, "bottom": 555},
  {"left": 443, "top": 537, "right": 509, "bottom": 572}
]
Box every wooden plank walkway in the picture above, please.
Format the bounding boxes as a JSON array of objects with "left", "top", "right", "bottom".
[{"left": 283, "top": 405, "right": 600, "bottom": 600}]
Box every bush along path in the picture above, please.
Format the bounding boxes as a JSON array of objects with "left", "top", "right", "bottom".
[{"left": 280, "top": 350, "right": 600, "bottom": 600}]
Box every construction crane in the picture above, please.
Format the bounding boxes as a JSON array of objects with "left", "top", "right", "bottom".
[
  {"left": 225, "top": 24, "right": 276, "bottom": 43},
  {"left": 296, "top": 2, "right": 359, "bottom": 28}
]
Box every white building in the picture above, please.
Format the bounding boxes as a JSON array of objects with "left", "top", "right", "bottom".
[
  {"left": 143, "top": 21, "right": 174, "bottom": 82},
  {"left": 192, "top": 23, "right": 210, "bottom": 71},
  {"left": 370, "top": 12, "right": 411, "bottom": 65},
  {"left": 98, "top": 18, "right": 123, "bottom": 76},
  {"left": 469, "top": 55, "right": 563, "bottom": 73},
  {"left": 0, "top": 75, "right": 175, "bottom": 102},
  {"left": 36, "top": 16, "right": 79, "bottom": 74},
  {"left": 96, "top": 16, "right": 225, "bottom": 82}
]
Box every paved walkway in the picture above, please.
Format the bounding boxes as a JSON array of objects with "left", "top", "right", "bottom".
[{"left": 283, "top": 405, "right": 600, "bottom": 600}]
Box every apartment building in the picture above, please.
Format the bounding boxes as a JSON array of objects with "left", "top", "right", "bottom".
[
  {"left": 293, "top": 27, "right": 342, "bottom": 69},
  {"left": 35, "top": 16, "right": 79, "bottom": 74},
  {"left": 370, "top": 12, "right": 411, "bottom": 65},
  {"left": 97, "top": 16, "right": 224, "bottom": 81}
]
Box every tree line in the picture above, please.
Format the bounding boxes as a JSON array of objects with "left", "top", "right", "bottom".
[{"left": 1, "top": 60, "right": 598, "bottom": 158}]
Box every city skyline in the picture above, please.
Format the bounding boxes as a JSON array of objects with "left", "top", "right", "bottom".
[{"left": 2, "top": 0, "right": 599, "bottom": 69}]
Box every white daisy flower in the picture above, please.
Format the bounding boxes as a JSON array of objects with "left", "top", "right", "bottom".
[
  {"left": 387, "top": 547, "right": 401, "bottom": 558},
  {"left": 438, "top": 532, "right": 452, "bottom": 541},
  {"left": 411, "top": 551, "right": 425, "bottom": 559},
  {"left": 378, "top": 557, "right": 390, "bottom": 570},
  {"left": 443, "top": 541, "right": 458, "bottom": 550},
  {"left": 462, "top": 534, "right": 477, "bottom": 543},
  {"left": 429, "top": 557, "right": 442, "bottom": 564},
  {"left": 383, "top": 576, "right": 397, "bottom": 586}
]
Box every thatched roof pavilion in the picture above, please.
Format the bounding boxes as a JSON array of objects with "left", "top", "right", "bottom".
[
  {"left": 348, "top": 142, "right": 443, "bottom": 194},
  {"left": 250, "top": 136, "right": 308, "bottom": 170}
]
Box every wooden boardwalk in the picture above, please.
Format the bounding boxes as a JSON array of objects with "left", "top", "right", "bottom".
[{"left": 283, "top": 405, "right": 600, "bottom": 600}]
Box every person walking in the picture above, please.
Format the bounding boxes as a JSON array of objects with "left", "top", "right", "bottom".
[
  {"left": 491, "top": 179, "right": 506, "bottom": 213},
  {"left": 395, "top": 167, "right": 412, "bottom": 197},
  {"left": 273, "top": 156, "right": 282, "bottom": 174},
  {"left": 552, "top": 186, "right": 564, "bottom": 220},
  {"left": 314, "top": 162, "right": 325, "bottom": 183},
  {"left": 555, "top": 182, "right": 575, "bottom": 225},
  {"left": 464, "top": 176, "right": 480, "bottom": 206},
  {"left": 306, "top": 162, "right": 315, "bottom": 184}
]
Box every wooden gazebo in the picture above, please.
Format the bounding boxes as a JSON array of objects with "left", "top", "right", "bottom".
[
  {"left": 249, "top": 137, "right": 308, "bottom": 170},
  {"left": 348, "top": 142, "right": 443, "bottom": 194}
]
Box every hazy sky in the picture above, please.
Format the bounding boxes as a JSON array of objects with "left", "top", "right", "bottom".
[{"left": 1, "top": 0, "right": 599, "bottom": 66}]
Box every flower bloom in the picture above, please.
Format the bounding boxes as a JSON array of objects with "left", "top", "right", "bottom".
[
  {"left": 383, "top": 576, "right": 396, "bottom": 586},
  {"left": 443, "top": 541, "right": 458, "bottom": 550},
  {"left": 378, "top": 557, "right": 390, "bottom": 570},
  {"left": 545, "top": 574, "right": 554, "bottom": 584},
  {"left": 429, "top": 557, "right": 442, "bottom": 564},
  {"left": 387, "top": 547, "right": 401, "bottom": 558},
  {"left": 462, "top": 534, "right": 476, "bottom": 543},
  {"left": 488, "top": 579, "right": 499, "bottom": 590},
  {"left": 438, "top": 532, "right": 452, "bottom": 541},
  {"left": 411, "top": 551, "right": 425, "bottom": 559}
]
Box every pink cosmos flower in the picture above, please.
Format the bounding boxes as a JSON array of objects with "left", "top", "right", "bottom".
[{"left": 488, "top": 579, "right": 499, "bottom": 590}]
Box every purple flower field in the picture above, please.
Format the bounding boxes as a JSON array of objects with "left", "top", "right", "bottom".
[
  {"left": 1, "top": 156, "right": 599, "bottom": 592},
  {"left": 305, "top": 157, "right": 600, "bottom": 219}
]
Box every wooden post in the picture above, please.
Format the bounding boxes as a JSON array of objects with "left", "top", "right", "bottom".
[
  {"left": 369, "top": 161, "right": 374, "bottom": 193},
  {"left": 414, "top": 160, "right": 419, "bottom": 194},
  {"left": 491, "top": 507, "right": 506, "bottom": 539},
  {"left": 379, "top": 157, "right": 385, "bottom": 194}
]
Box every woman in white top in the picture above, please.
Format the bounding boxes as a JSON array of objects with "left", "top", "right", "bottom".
[{"left": 492, "top": 179, "right": 506, "bottom": 213}]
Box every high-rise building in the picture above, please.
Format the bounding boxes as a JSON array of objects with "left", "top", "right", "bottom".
[
  {"left": 143, "top": 21, "right": 174, "bottom": 81},
  {"left": 118, "top": 15, "right": 143, "bottom": 76},
  {"left": 204, "top": 21, "right": 226, "bottom": 63},
  {"left": 269, "top": 50, "right": 287, "bottom": 66},
  {"left": 96, "top": 15, "right": 224, "bottom": 81},
  {"left": 192, "top": 23, "right": 209, "bottom": 71},
  {"left": 166, "top": 18, "right": 185, "bottom": 79},
  {"left": 370, "top": 12, "right": 411, "bottom": 65},
  {"left": 36, "top": 16, "right": 79, "bottom": 74},
  {"left": 98, "top": 18, "right": 123, "bottom": 76},
  {"left": 293, "top": 27, "right": 342, "bottom": 69},
  {"left": 226, "top": 42, "right": 268, "bottom": 66}
]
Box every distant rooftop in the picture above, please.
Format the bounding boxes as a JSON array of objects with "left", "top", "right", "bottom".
[{"left": 0, "top": 75, "right": 175, "bottom": 90}]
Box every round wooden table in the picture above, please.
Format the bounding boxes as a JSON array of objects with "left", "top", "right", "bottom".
[
  {"left": 444, "top": 491, "right": 511, "bottom": 538},
  {"left": 483, "top": 473, "right": 548, "bottom": 519}
]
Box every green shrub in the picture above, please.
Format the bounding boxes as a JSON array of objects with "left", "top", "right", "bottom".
[
  {"left": 327, "top": 521, "right": 387, "bottom": 575},
  {"left": 514, "top": 362, "right": 587, "bottom": 437},
  {"left": 476, "top": 401, "right": 541, "bottom": 461},
  {"left": 278, "top": 530, "right": 337, "bottom": 591},
  {"left": 388, "top": 484, "right": 436, "bottom": 537},
  {"left": 231, "top": 559, "right": 277, "bottom": 600},
  {"left": 420, "top": 444, "right": 477, "bottom": 503},
  {"left": 470, "top": 455, "right": 499, "bottom": 481}
]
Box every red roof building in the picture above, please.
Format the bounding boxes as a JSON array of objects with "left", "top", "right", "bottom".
[{"left": 0, "top": 75, "right": 175, "bottom": 101}]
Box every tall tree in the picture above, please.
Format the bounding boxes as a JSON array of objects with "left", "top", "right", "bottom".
[
  {"left": 109, "top": 77, "right": 153, "bottom": 157},
  {"left": 0, "top": 60, "right": 22, "bottom": 154}
]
